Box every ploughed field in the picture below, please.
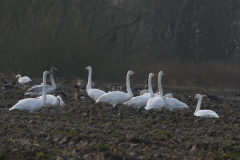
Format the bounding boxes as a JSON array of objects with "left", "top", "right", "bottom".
[{"left": 0, "top": 78, "right": 240, "bottom": 160}]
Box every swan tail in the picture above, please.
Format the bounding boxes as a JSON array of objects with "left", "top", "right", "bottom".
[
  {"left": 9, "top": 104, "right": 18, "bottom": 111},
  {"left": 95, "top": 98, "right": 102, "bottom": 104},
  {"left": 122, "top": 101, "right": 128, "bottom": 106}
]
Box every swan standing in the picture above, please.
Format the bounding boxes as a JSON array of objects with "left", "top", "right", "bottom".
[
  {"left": 163, "top": 94, "right": 189, "bottom": 111},
  {"left": 194, "top": 94, "right": 219, "bottom": 118},
  {"left": 25, "top": 67, "right": 57, "bottom": 97},
  {"left": 96, "top": 70, "right": 137, "bottom": 114},
  {"left": 9, "top": 71, "right": 51, "bottom": 113},
  {"left": 123, "top": 73, "right": 154, "bottom": 113},
  {"left": 37, "top": 95, "right": 65, "bottom": 108},
  {"left": 84, "top": 66, "right": 106, "bottom": 101},
  {"left": 16, "top": 74, "right": 32, "bottom": 85},
  {"left": 145, "top": 71, "right": 164, "bottom": 112}
]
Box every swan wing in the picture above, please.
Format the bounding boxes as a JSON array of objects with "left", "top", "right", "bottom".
[
  {"left": 9, "top": 98, "right": 42, "bottom": 112},
  {"left": 87, "top": 89, "right": 106, "bottom": 101},
  {"left": 26, "top": 84, "right": 52, "bottom": 93},
  {"left": 194, "top": 110, "right": 219, "bottom": 118},
  {"left": 123, "top": 96, "right": 149, "bottom": 108},
  {"left": 145, "top": 97, "right": 164, "bottom": 110},
  {"left": 44, "top": 95, "right": 58, "bottom": 107},
  {"left": 163, "top": 98, "right": 189, "bottom": 111},
  {"left": 27, "top": 85, "right": 43, "bottom": 92},
  {"left": 141, "top": 92, "right": 150, "bottom": 97},
  {"left": 20, "top": 77, "right": 32, "bottom": 83},
  {"left": 140, "top": 90, "right": 149, "bottom": 96},
  {"left": 96, "top": 91, "right": 130, "bottom": 105}
]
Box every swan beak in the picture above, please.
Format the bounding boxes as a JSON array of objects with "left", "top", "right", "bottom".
[
  {"left": 62, "top": 105, "right": 65, "bottom": 108},
  {"left": 133, "top": 72, "right": 138, "bottom": 75},
  {"left": 48, "top": 71, "right": 52, "bottom": 74},
  {"left": 194, "top": 96, "right": 196, "bottom": 98},
  {"left": 83, "top": 67, "right": 88, "bottom": 70}
]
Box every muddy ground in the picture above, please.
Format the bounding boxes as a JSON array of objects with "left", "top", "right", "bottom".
[{"left": 0, "top": 78, "right": 240, "bottom": 160}]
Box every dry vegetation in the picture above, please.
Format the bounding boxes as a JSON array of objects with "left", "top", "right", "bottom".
[
  {"left": 0, "top": 0, "right": 240, "bottom": 88},
  {"left": 0, "top": 79, "right": 240, "bottom": 160}
]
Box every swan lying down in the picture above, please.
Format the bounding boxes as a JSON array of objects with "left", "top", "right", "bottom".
[
  {"left": 9, "top": 71, "right": 51, "bottom": 113},
  {"left": 163, "top": 94, "right": 189, "bottom": 111},
  {"left": 194, "top": 94, "right": 219, "bottom": 118},
  {"left": 36, "top": 95, "right": 65, "bottom": 108}
]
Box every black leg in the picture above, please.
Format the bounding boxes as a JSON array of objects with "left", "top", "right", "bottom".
[
  {"left": 115, "top": 106, "right": 118, "bottom": 114},
  {"left": 138, "top": 108, "right": 141, "bottom": 113},
  {"left": 112, "top": 107, "right": 115, "bottom": 114}
]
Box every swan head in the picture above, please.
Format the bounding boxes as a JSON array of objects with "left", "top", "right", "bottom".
[
  {"left": 128, "top": 70, "right": 138, "bottom": 75},
  {"left": 57, "top": 95, "right": 65, "bottom": 108},
  {"left": 51, "top": 67, "right": 58, "bottom": 74},
  {"left": 159, "top": 71, "right": 164, "bottom": 77},
  {"left": 149, "top": 73, "right": 154, "bottom": 78},
  {"left": 44, "top": 71, "right": 52, "bottom": 76},
  {"left": 84, "top": 66, "right": 92, "bottom": 71},
  {"left": 194, "top": 94, "right": 202, "bottom": 99},
  {"left": 15, "top": 74, "right": 21, "bottom": 78}
]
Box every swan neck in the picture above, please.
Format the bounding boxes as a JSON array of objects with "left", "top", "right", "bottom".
[
  {"left": 126, "top": 73, "right": 133, "bottom": 96},
  {"left": 158, "top": 73, "right": 163, "bottom": 98},
  {"left": 148, "top": 75, "right": 154, "bottom": 97},
  {"left": 195, "top": 97, "right": 202, "bottom": 113},
  {"left": 41, "top": 72, "right": 47, "bottom": 103},
  {"left": 17, "top": 75, "right": 21, "bottom": 80},
  {"left": 50, "top": 73, "right": 56, "bottom": 89},
  {"left": 86, "top": 69, "right": 92, "bottom": 91}
]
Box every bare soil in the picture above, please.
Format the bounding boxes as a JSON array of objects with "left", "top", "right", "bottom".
[{"left": 0, "top": 79, "right": 240, "bottom": 160}]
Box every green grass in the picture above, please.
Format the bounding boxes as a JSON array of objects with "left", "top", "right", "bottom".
[
  {"left": 69, "top": 130, "right": 77, "bottom": 134},
  {"left": 158, "top": 130, "right": 172, "bottom": 138},
  {"left": 0, "top": 152, "right": 4, "bottom": 160},
  {"left": 36, "top": 152, "right": 55, "bottom": 160},
  {"left": 225, "top": 151, "right": 240, "bottom": 160},
  {"left": 96, "top": 144, "right": 115, "bottom": 152},
  {"left": 36, "top": 152, "right": 44, "bottom": 159}
]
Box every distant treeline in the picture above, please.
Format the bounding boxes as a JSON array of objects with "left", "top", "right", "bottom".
[{"left": 0, "top": 0, "right": 240, "bottom": 87}]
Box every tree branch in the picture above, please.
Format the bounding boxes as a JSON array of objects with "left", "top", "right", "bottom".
[{"left": 92, "top": 11, "right": 148, "bottom": 45}]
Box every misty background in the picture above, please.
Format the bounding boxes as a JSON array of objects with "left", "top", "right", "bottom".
[{"left": 0, "top": 0, "right": 240, "bottom": 88}]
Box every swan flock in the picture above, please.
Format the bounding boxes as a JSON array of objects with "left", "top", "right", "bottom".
[{"left": 9, "top": 66, "right": 219, "bottom": 118}]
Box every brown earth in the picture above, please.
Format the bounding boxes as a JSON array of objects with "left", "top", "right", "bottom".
[{"left": 0, "top": 78, "right": 240, "bottom": 160}]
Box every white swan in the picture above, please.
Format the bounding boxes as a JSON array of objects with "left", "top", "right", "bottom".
[
  {"left": 9, "top": 71, "right": 50, "bottom": 113},
  {"left": 163, "top": 93, "right": 189, "bottom": 111},
  {"left": 140, "top": 91, "right": 159, "bottom": 97},
  {"left": 37, "top": 95, "right": 65, "bottom": 108},
  {"left": 194, "top": 94, "right": 219, "bottom": 118},
  {"left": 25, "top": 67, "right": 57, "bottom": 97},
  {"left": 123, "top": 73, "right": 154, "bottom": 113},
  {"left": 145, "top": 71, "right": 164, "bottom": 112},
  {"left": 84, "top": 66, "right": 106, "bottom": 101},
  {"left": 16, "top": 74, "right": 32, "bottom": 85},
  {"left": 96, "top": 70, "right": 137, "bottom": 114},
  {"left": 140, "top": 89, "right": 150, "bottom": 96}
]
